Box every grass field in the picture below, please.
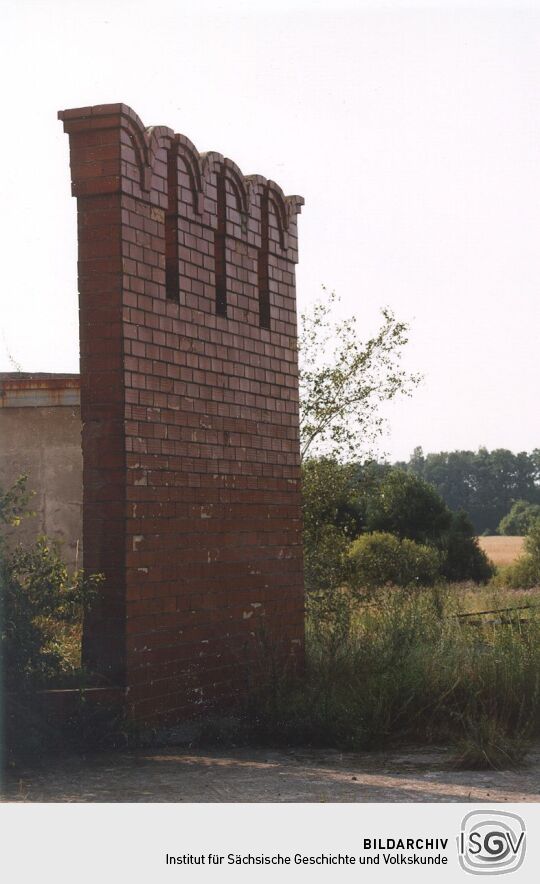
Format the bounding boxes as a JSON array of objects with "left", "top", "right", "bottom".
[{"left": 478, "top": 535, "right": 524, "bottom": 566}]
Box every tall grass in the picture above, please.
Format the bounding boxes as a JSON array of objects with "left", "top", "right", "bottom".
[{"left": 246, "top": 585, "right": 540, "bottom": 765}]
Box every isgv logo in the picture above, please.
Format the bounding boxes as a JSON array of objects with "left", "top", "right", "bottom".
[{"left": 458, "top": 811, "right": 526, "bottom": 875}]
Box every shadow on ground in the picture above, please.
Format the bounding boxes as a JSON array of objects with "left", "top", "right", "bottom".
[{"left": 3, "top": 744, "right": 540, "bottom": 802}]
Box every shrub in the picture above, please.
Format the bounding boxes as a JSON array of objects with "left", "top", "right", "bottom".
[
  {"left": 0, "top": 478, "right": 104, "bottom": 764},
  {"left": 525, "top": 517, "right": 540, "bottom": 561},
  {"left": 497, "top": 556, "right": 540, "bottom": 590},
  {"left": 0, "top": 480, "right": 100, "bottom": 680},
  {"left": 498, "top": 500, "right": 540, "bottom": 536},
  {"left": 439, "top": 511, "right": 494, "bottom": 584},
  {"left": 303, "top": 523, "right": 353, "bottom": 596},
  {"left": 497, "top": 518, "right": 540, "bottom": 589},
  {"left": 348, "top": 531, "right": 440, "bottom": 592},
  {"left": 302, "top": 458, "right": 364, "bottom": 541},
  {"left": 301, "top": 459, "right": 362, "bottom": 604},
  {"left": 1, "top": 537, "right": 100, "bottom": 692},
  {"left": 362, "top": 469, "right": 492, "bottom": 583}
]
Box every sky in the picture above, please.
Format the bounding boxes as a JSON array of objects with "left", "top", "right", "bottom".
[{"left": 0, "top": 0, "right": 539, "bottom": 461}]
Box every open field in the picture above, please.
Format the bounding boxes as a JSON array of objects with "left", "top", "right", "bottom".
[{"left": 478, "top": 535, "right": 524, "bottom": 566}]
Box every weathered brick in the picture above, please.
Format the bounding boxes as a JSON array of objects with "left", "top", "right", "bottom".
[{"left": 59, "top": 102, "right": 304, "bottom": 723}]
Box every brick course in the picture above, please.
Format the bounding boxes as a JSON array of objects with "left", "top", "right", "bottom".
[{"left": 59, "top": 104, "right": 304, "bottom": 722}]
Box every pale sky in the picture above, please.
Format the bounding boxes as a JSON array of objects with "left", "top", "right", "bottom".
[{"left": 1, "top": 0, "right": 539, "bottom": 461}]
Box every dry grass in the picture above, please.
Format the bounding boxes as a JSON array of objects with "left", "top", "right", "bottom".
[
  {"left": 478, "top": 535, "right": 524, "bottom": 566},
  {"left": 452, "top": 582, "right": 540, "bottom": 615}
]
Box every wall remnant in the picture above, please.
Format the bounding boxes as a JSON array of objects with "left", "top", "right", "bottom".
[
  {"left": 0, "top": 373, "right": 82, "bottom": 568},
  {"left": 59, "top": 104, "right": 304, "bottom": 722}
]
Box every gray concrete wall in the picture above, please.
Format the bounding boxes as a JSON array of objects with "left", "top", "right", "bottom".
[{"left": 0, "top": 375, "right": 82, "bottom": 569}]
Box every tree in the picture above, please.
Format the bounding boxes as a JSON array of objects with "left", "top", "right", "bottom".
[
  {"left": 362, "top": 469, "right": 493, "bottom": 583},
  {"left": 439, "top": 510, "right": 494, "bottom": 583},
  {"left": 299, "top": 289, "right": 420, "bottom": 461},
  {"left": 364, "top": 469, "right": 452, "bottom": 544},
  {"left": 398, "top": 447, "right": 540, "bottom": 534},
  {"left": 301, "top": 459, "right": 361, "bottom": 595},
  {"left": 498, "top": 500, "right": 540, "bottom": 536},
  {"left": 302, "top": 458, "right": 364, "bottom": 540}
]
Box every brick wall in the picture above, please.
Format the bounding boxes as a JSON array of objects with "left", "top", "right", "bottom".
[{"left": 59, "top": 104, "right": 304, "bottom": 722}]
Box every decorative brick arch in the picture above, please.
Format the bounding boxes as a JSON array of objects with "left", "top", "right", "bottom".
[{"left": 58, "top": 104, "right": 304, "bottom": 722}]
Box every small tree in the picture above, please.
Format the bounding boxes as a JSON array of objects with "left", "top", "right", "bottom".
[
  {"left": 299, "top": 290, "right": 420, "bottom": 461},
  {"left": 439, "top": 510, "right": 494, "bottom": 584},
  {"left": 0, "top": 478, "right": 101, "bottom": 692}
]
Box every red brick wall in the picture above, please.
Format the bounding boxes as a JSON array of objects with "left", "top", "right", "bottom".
[{"left": 59, "top": 104, "right": 304, "bottom": 722}]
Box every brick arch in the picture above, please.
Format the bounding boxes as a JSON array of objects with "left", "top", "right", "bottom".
[{"left": 58, "top": 103, "right": 305, "bottom": 723}]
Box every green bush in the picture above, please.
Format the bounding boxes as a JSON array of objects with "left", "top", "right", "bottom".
[
  {"left": 348, "top": 531, "right": 440, "bottom": 591},
  {"left": 0, "top": 477, "right": 101, "bottom": 693},
  {"left": 498, "top": 500, "right": 540, "bottom": 536},
  {"left": 525, "top": 518, "right": 540, "bottom": 561},
  {"left": 497, "top": 557, "right": 540, "bottom": 590},
  {"left": 1, "top": 537, "right": 100, "bottom": 692},
  {"left": 301, "top": 459, "right": 362, "bottom": 599},
  {"left": 303, "top": 524, "right": 354, "bottom": 596},
  {"left": 439, "top": 511, "right": 494, "bottom": 584},
  {"left": 302, "top": 458, "right": 497, "bottom": 592},
  {"left": 497, "top": 519, "right": 540, "bottom": 589},
  {"left": 0, "top": 478, "right": 105, "bottom": 764}
]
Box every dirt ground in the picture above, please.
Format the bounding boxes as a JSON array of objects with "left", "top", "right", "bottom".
[{"left": 3, "top": 743, "right": 540, "bottom": 803}]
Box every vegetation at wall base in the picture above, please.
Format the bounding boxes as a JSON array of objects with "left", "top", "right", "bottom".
[
  {"left": 0, "top": 478, "right": 106, "bottom": 766},
  {"left": 244, "top": 585, "right": 540, "bottom": 768}
]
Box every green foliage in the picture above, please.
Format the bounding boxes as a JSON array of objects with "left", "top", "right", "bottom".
[
  {"left": 398, "top": 446, "right": 540, "bottom": 534},
  {"left": 301, "top": 459, "right": 361, "bottom": 616},
  {"left": 364, "top": 469, "right": 452, "bottom": 544},
  {"left": 0, "top": 475, "right": 32, "bottom": 528},
  {"left": 1, "top": 538, "right": 100, "bottom": 691},
  {"left": 497, "top": 519, "right": 540, "bottom": 589},
  {"left": 497, "top": 557, "right": 540, "bottom": 590},
  {"left": 299, "top": 289, "right": 420, "bottom": 461},
  {"left": 349, "top": 532, "right": 440, "bottom": 591},
  {"left": 499, "top": 500, "right": 540, "bottom": 536},
  {"left": 360, "top": 469, "right": 493, "bottom": 584},
  {"left": 303, "top": 524, "right": 353, "bottom": 597},
  {"left": 439, "top": 510, "right": 494, "bottom": 584},
  {"left": 302, "top": 458, "right": 364, "bottom": 541},
  {"left": 525, "top": 517, "right": 540, "bottom": 561},
  {"left": 0, "top": 478, "right": 101, "bottom": 693},
  {"left": 302, "top": 459, "right": 494, "bottom": 600}
]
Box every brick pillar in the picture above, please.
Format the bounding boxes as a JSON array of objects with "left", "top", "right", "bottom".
[{"left": 59, "top": 104, "right": 304, "bottom": 721}]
